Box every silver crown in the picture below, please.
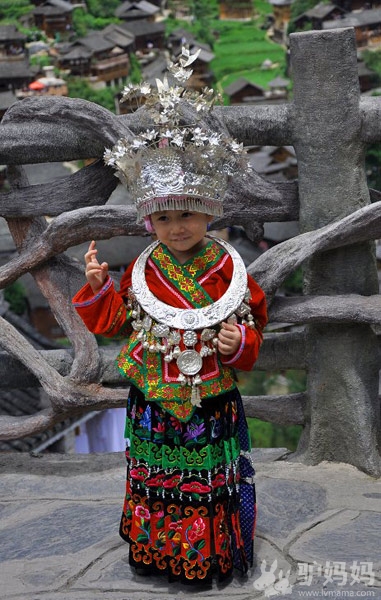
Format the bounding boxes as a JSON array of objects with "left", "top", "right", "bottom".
[{"left": 104, "top": 47, "right": 251, "bottom": 222}]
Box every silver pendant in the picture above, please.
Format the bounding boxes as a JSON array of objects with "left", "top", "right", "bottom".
[
  {"left": 176, "top": 350, "right": 203, "bottom": 376},
  {"left": 183, "top": 330, "right": 198, "bottom": 347},
  {"left": 131, "top": 235, "right": 248, "bottom": 331}
]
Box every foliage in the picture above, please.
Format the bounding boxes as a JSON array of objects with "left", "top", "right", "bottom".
[
  {"left": 290, "top": 0, "right": 322, "bottom": 21},
  {"left": 67, "top": 78, "right": 119, "bottom": 113},
  {"left": 287, "top": 0, "right": 325, "bottom": 34},
  {"left": 362, "top": 48, "right": 381, "bottom": 80},
  {"left": 29, "top": 54, "right": 52, "bottom": 70},
  {"left": 365, "top": 142, "right": 381, "bottom": 192},
  {"left": 17, "top": 25, "right": 47, "bottom": 42},
  {"left": 0, "top": 0, "right": 33, "bottom": 22},
  {"left": 211, "top": 20, "right": 286, "bottom": 85},
  {"left": 85, "top": 0, "right": 121, "bottom": 18},
  {"left": 239, "top": 369, "right": 305, "bottom": 451},
  {"left": 72, "top": 7, "right": 119, "bottom": 37},
  {"left": 4, "top": 281, "right": 28, "bottom": 315},
  {"left": 191, "top": 0, "right": 219, "bottom": 21},
  {"left": 247, "top": 418, "right": 302, "bottom": 451},
  {"left": 189, "top": 0, "right": 219, "bottom": 48},
  {"left": 283, "top": 267, "right": 303, "bottom": 294},
  {"left": 128, "top": 52, "right": 142, "bottom": 84}
]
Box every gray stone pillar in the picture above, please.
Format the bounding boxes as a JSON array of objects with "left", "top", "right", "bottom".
[{"left": 290, "top": 28, "right": 381, "bottom": 475}]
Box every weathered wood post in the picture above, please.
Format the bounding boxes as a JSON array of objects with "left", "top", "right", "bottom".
[{"left": 290, "top": 28, "right": 381, "bottom": 475}]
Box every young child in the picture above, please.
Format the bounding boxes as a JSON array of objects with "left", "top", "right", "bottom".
[{"left": 72, "top": 49, "right": 267, "bottom": 584}]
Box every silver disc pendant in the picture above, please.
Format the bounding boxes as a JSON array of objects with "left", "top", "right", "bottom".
[{"left": 176, "top": 350, "right": 203, "bottom": 376}]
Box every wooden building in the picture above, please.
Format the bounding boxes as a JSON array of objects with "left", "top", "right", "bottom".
[
  {"left": 0, "top": 90, "right": 16, "bottom": 121},
  {"left": 293, "top": 2, "right": 346, "bottom": 31},
  {"left": 218, "top": 1, "right": 254, "bottom": 20},
  {"left": 31, "top": 0, "right": 74, "bottom": 38},
  {"left": 0, "top": 60, "right": 33, "bottom": 93},
  {"left": 121, "top": 20, "right": 166, "bottom": 51},
  {"left": 115, "top": 0, "right": 160, "bottom": 22},
  {"left": 323, "top": 8, "right": 381, "bottom": 47},
  {"left": 334, "top": 0, "right": 381, "bottom": 10},
  {"left": 268, "top": 0, "right": 293, "bottom": 43},
  {"left": 224, "top": 78, "right": 266, "bottom": 104},
  {"left": 58, "top": 30, "right": 131, "bottom": 85},
  {"left": 0, "top": 26, "right": 27, "bottom": 60}
]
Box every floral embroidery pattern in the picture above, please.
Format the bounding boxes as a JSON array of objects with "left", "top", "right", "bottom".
[
  {"left": 120, "top": 387, "right": 254, "bottom": 582},
  {"left": 185, "top": 517, "right": 206, "bottom": 561},
  {"left": 134, "top": 505, "right": 151, "bottom": 545}
]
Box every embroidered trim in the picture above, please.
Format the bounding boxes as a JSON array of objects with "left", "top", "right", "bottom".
[
  {"left": 148, "top": 257, "right": 192, "bottom": 308},
  {"left": 221, "top": 324, "right": 246, "bottom": 365},
  {"left": 104, "top": 303, "right": 127, "bottom": 335},
  {"left": 150, "top": 243, "right": 218, "bottom": 308},
  {"left": 198, "top": 253, "right": 229, "bottom": 285},
  {"left": 72, "top": 277, "right": 113, "bottom": 307}
]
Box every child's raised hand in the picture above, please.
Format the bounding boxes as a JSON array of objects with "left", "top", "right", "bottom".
[
  {"left": 85, "top": 240, "right": 109, "bottom": 294},
  {"left": 217, "top": 322, "right": 242, "bottom": 356}
]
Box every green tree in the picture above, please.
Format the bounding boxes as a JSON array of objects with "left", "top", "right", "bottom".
[
  {"left": 4, "top": 282, "right": 28, "bottom": 316},
  {"left": 0, "top": 0, "right": 33, "bottom": 22},
  {"left": 67, "top": 78, "right": 118, "bottom": 112},
  {"left": 191, "top": 0, "right": 218, "bottom": 21},
  {"left": 128, "top": 52, "right": 142, "bottom": 84},
  {"left": 72, "top": 6, "right": 119, "bottom": 37},
  {"left": 86, "top": 0, "right": 121, "bottom": 18},
  {"left": 288, "top": 0, "right": 324, "bottom": 33},
  {"left": 188, "top": 0, "right": 219, "bottom": 48}
]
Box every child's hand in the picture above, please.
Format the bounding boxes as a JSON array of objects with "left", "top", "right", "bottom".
[
  {"left": 217, "top": 322, "right": 241, "bottom": 356},
  {"left": 85, "top": 240, "right": 109, "bottom": 294}
]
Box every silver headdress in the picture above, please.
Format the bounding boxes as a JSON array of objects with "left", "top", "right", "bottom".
[{"left": 104, "top": 47, "right": 251, "bottom": 222}]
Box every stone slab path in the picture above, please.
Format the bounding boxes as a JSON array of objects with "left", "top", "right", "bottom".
[{"left": 0, "top": 450, "right": 380, "bottom": 600}]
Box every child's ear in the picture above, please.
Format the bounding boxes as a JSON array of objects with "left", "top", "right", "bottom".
[
  {"left": 206, "top": 215, "right": 214, "bottom": 227},
  {"left": 144, "top": 216, "right": 155, "bottom": 233}
]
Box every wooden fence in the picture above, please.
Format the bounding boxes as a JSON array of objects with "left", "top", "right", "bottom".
[{"left": 0, "top": 28, "right": 380, "bottom": 476}]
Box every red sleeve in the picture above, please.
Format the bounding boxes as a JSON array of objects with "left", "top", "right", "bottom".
[
  {"left": 72, "top": 260, "right": 136, "bottom": 337},
  {"left": 219, "top": 273, "right": 267, "bottom": 371}
]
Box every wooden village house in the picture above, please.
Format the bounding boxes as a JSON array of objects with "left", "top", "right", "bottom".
[
  {"left": 0, "top": 26, "right": 32, "bottom": 92},
  {"left": 224, "top": 78, "right": 266, "bottom": 104},
  {"left": 121, "top": 20, "right": 166, "bottom": 51},
  {"left": 268, "top": 0, "right": 293, "bottom": 43},
  {"left": 115, "top": 0, "right": 160, "bottom": 22},
  {"left": 0, "top": 25, "right": 27, "bottom": 60},
  {"left": 292, "top": 2, "right": 346, "bottom": 31},
  {"left": 323, "top": 8, "right": 381, "bottom": 47},
  {"left": 27, "top": 0, "right": 75, "bottom": 38},
  {"left": 57, "top": 29, "right": 132, "bottom": 86},
  {"left": 218, "top": 0, "right": 254, "bottom": 20}
]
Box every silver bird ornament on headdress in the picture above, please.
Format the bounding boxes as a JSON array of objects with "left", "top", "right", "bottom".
[{"left": 104, "top": 47, "right": 252, "bottom": 222}]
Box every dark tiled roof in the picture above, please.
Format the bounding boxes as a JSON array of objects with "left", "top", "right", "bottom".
[
  {"left": 0, "top": 60, "right": 32, "bottom": 79},
  {"left": 77, "top": 31, "right": 115, "bottom": 53},
  {"left": 0, "top": 90, "right": 17, "bottom": 111},
  {"left": 0, "top": 25, "right": 27, "bottom": 42},
  {"left": 121, "top": 20, "right": 165, "bottom": 37},
  {"left": 304, "top": 2, "right": 342, "bottom": 19},
  {"left": 324, "top": 8, "right": 381, "bottom": 28},
  {"left": 0, "top": 307, "right": 81, "bottom": 453},
  {"left": 102, "top": 24, "right": 135, "bottom": 48},
  {"left": 115, "top": 0, "right": 159, "bottom": 18},
  {"left": 224, "top": 77, "right": 265, "bottom": 96}
]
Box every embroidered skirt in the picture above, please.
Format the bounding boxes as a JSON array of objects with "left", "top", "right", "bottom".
[{"left": 119, "top": 385, "right": 256, "bottom": 584}]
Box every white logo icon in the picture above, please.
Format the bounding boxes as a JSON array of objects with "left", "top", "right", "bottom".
[{"left": 253, "top": 559, "right": 293, "bottom": 597}]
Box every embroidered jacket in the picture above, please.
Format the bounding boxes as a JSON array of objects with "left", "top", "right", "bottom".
[{"left": 72, "top": 240, "right": 267, "bottom": 421}]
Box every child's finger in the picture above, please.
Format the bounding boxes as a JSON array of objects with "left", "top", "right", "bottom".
[{"left": 85, "top": 241, "right": 101, "bottom": 265}]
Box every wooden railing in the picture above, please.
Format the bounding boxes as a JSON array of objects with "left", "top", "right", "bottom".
[{"left": 0, "top": 28, "right": 380, "bottom": 476}]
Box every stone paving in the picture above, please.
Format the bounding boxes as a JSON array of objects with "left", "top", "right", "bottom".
[{"left": 0, "top": 449, "right": 380, "bottom": 600}]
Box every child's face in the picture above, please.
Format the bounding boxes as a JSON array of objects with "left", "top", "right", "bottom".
[{"left": 150, "top": 210, "right": 213, "bottom": 263}]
